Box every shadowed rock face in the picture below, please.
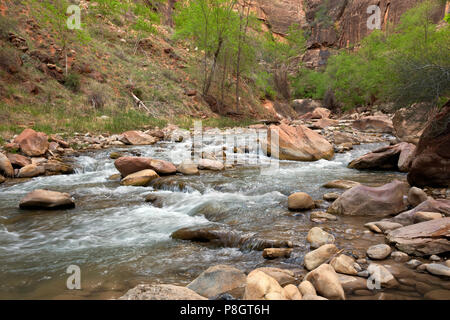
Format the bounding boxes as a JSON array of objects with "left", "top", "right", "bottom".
[
  {"left": 250, "top": 0, "right": 446, "bottom": 67},
  {"left": 408, "top": 102, "right": 450, "bottom": 188}
]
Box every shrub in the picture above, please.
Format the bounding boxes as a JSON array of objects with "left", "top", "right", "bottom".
[{"left": 64, "top": 73, "right": 81, "bottom": 92}]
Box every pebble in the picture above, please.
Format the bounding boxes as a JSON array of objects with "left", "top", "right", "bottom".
[
  {"left": 366, "top": 244, "right": 392, "bottom": 260},
  {"left": 426, "top": 264, "right": 450, "bottom": 277},
  {"left": 430, "top": 255, "right": 441, "bottom": 262},
  {"left": 406, "top": 259, "right": 422, "bottom": 269}
]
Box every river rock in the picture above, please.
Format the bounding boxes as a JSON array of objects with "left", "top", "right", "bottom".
[
  {"left": 120, "top": 130, "right": 157, "bottom": 145},
  {"left": 366, "top": 244, "right": 392, "bottom": 260},
  {"left": 19, "top": 189, "right": 75, "bottom": 210},
  {"left": 305, "top": 264, "right": 345, "bottom": 300},
  {"left": 408, "top": 187, "right": 428, "bottom": 207},
  {"left": 348, "top": 142, "right": 415, "bottom": 172},
  {"left": 119, "top": 284, "right": 207, "bottom": 300},
  {"left": 407, "top": 102, "right": 450, "bottom": 187},
  {"left": 6, "top": 153, "right": 30, "bottom": 168},
  {"left": 263, "top": 124, "right": 334, "bottom": 161},
  {"left": 352, "top": 115, "right": 393, "bottom": 134},
  {"left": 323, "top": 180, "right": 360, "bottom": 189},
  {"left": 198, "top": 159, "right": 224, "bottom": 171},
  {"left": 391, "top": 198, "right": 450, "bottom": 225},
  {"left": 406, "top": 259, "right": 422, "bottom": 269},
  {"left": 306, "top": 227, "right": 335, "bottom": 249},
  {"left": 298, "top": 280, "right": 316, "bottom": 296},
  {"left": 115, "top": 156, "right": 153, "bottom": 177},
  {"left": 262, "top": 248, "right": 293, "bottom": 259},
  {"left": 391, "top": 251, "right": 409, "bottom": 263},
  {"left": 13, "top": 129, "right": 49, "bottom": 156},
  {"left": 177, "top": 160, "right": 199, "bottom": 175},
  {"left": 148, "top": 159, "right": 177, "bottom": 175},
  {"left": 323, "top": 193, "right": 340, "bottom": 201},
  {"left": 0, "top": 153, "right": 14, "bottom": 177},
  {"left": 337, "top": 274, "right": 369, "bottom": 294},
  {"left": 187, "top": 265, "right": 246, "bottom": 299},
  {"left": 304, "top": 244, "right": 338, "bottom": 271},
  {"left": 386, "top": 218, "right": 450, "bottom": 256},
  {"left": 255, "top": 268, "right": 296, "bottom": 287},
  {"left": 243, "top": 270, "right": 286, "bottom": 300},
  {"left": 43, "top": 160, "right": 74, "bottom": 175},
  {"left": 17, "top": 164, "right": 45, "bottom": 178},
  {"left": 426, "top": 264, "right": 450, "bottom": 277},
  {"left": 283, "top": 284, "right": 302, "bottom": 300},
  {"left": 367, "top": 263, "right": 399, "bottom": 288},
  {"left": 288, "top": 192, "right": 315, "bottom": 211},
  {"left": 0, "top": 175, "right": 4, "bottom": 184},
  {"left": 328, "top": 180, "right": 409, "bottom": 216},
  {"left": 370, "top": 221, "right": 403, "bottom": 233},
  {"left": 414, "top": 211, "right": 443, "bottom": 223},
  {"left": 310, "top": 211, "right": 338, "bottom": 221},
  {"left": 121, "top": 169, "right": 159, "bottom": 187},
  {"left": 330, "top": 254, "right": 359, "bottom": 275}
]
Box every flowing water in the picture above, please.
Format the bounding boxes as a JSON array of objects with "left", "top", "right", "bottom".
[{"left": 0, "top": 130, "right": 414, "bottom": 299}]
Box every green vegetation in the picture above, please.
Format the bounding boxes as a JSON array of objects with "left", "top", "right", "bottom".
[{"left": 292, "top": 0, "right": 449, "bottom": 109}]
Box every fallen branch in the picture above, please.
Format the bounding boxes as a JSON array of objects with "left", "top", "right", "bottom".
[{"left": 131, "top": 92, "right": 151, "bottom": 113}]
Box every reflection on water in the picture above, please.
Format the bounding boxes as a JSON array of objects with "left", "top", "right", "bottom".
[{"left": 0, "top": 133, "right": 411, "bottom": 299}]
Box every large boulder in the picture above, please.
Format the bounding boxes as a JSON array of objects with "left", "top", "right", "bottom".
[
  {"left": 352, "top": 115, "right": 394, "bottom": 134},
  {"left": 187, "top": 265, "right": 246, "bottom": 299},
  {"left": 19, "top": 189, "right": 75, "bottom": 210},
  {"left": 327, "top": 180, "right": 409, "bottom": 216},
  {"left": 311, "top": 107, "right": 331, "bottom": 119},
  {"left": 121, "top": 170, "right": 159, "bottom": 187},
  {"left": 348, "top": 142, "right": 416, "bottom": 172},
  {"left": 13, "top": 128, "right": 49, "bottom": 156},
  {"left": 386, "top": 218, "right": 450, "bottom": 256},
  {"left": 391, "top": 198, "right": 450, "bottom": 226},
  {"left": 288, "top": 192, "right": 315, "bottom": 211},
  {"left": 148, "top": 159, "right": 177, "bottom": 175},
  {"left": 119, "top": 284, "right": 207, "bottom": 300},
  {"left": 263, "top": 124, "right": 334, "bottom": 161},
  {"left": 407, "top": 101, "right": 450, "bottom": 187},
  {"left": 304, "top": 244, "right": 338, "bottom": 271},
  {"left": 0, "top": 153, "right": 14, "bottom": 177},
  {"left": 120, "top": 131, "right": 157, "bottom": 145},
  {"left": 393, "top": 103, "right": 431, "bottom": 145},
  {"left": 115, "top": 157, "right": 176, "bottom": 177},
  {"left": 305, "top": 264, "right": 345, "bottom": 300},
  {"left": 243, "top": 270, "right": 287, "bottom": 300}
]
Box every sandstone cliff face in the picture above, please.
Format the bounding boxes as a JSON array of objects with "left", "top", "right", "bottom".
[{"left": 250, "top": 0, "right": 447, "bottom": 67}]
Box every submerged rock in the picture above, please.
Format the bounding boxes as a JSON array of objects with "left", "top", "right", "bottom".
[
  {"left": 322, "top": 180, "right": 360, "bottom": 190},
  {"left": 19, "top": 189, "right": 75, "bottom": 210},
  {"left": 328, "top": 180, "right": 409, "bottom": 216},
  {"left": 187, "top": 265, "right": 246, "bottom": 299},
  {"left": 119, "top": 284, "right": 207, "bottom": 300}
]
